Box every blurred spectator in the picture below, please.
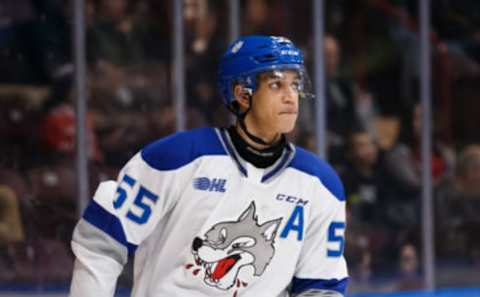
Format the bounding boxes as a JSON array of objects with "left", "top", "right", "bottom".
[
  {"left": 88, "top": 0, "right": 146, "bottom": 66},
  {"left": 27, "top": 84, "right": 104, "bottom": 242},
  {"left": 242, "top": 0, "right": 277, "bottom": 35},
  {"left": 301, "top": 34, "right": 378, "bottom": 166},
  {"left": 324, "top": 34, "right": 360, "bottom": 148},
  {"left": 87, "top": 0, "right": 169, "bottom": 111},
  {"left": 0, "top": 184, "right": 26, "bottom": 282},
  {"left": 29, "top": 100, "right": 97, "bottom": 241},
  {"left": 383, "top": 103, "right": 454, "bottom": 228},
  {"left": 0, "top": 169, "right": 31, "bottom": 282},
  {"left": 85, "top": 0, "right": 172, "bottom": 170},
  {"left": 0, "top": 185, "right": 25, "bottom": 244},
  {"left": 341, "top": 128, "right": 396, "bottom": 276},
  {"left": 334, "top": 1, "right": 403, "bottom": 115},
  {"left": 41, "top": 103, "right": 101, "bottom": 162},
  {"left": 344, "top": 226, "right": 372, "bottom": 284},
  {"left": 394, "top": 243, "right": 423, "bottom": 291},
  {"left": 455, "top": 145, "right": 480, "bottom": 196},
  {"left": 0, "top": 95, "right": 43, "bottom": 170},
  {"left": 342, "top": 129, "right": 387, "bottom": 225},
  {"left": 435, "top": 144, "right": 480, "bottom": 264},
  {"left": 40, "top": 76, "right": 102, "bottom": 163},
  {"left": 184, "top": 0, "right": 228, "bottom": 125}
]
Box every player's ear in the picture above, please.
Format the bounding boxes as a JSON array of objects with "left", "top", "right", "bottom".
[{"left": 233, "top": 85, "right": 250, "bottom": 110}]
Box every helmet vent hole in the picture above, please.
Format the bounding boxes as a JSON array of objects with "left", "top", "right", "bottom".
[{"left": 254, "top": 54, "right": 277, "bottom": 63}]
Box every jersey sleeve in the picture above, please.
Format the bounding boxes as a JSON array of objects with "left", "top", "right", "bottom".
[
  {"left": 70, "top": 181, "right": 127, "bottom": 297},
  {"left": 291, "top": 170, "right": 349, "bottom": 297},
  {"left": 70, "top": 133, "right": 201, "bottom": 297}
]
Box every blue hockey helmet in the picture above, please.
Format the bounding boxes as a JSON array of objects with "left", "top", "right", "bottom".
[{"left": 218, "top": 35, "right": 312, "bottom": 113}]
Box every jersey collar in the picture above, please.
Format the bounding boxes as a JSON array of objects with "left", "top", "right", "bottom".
[{"left": 215, "top": 128, "right": 295, "bottom": 183}]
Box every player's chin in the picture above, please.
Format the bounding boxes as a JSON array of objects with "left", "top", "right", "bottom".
[{"left": 277, "top": 116, "right": 297, "bottom": 134}]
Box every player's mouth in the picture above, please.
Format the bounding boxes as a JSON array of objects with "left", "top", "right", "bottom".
[
  {"left": 279, "top": 110, "right": 297, "bottom": 115},
  {"left": 199, "top": 254, "right": 242, "bottom": 282}
]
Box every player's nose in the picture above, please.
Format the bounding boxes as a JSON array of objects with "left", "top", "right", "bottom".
[
  {"left": 281, "top": 87, "right": 297, "bottom": 104},
  {"left": 192, "top": 237, "right": 203, "bottom": 252}
]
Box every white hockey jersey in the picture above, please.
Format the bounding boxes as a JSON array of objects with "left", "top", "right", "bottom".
[{"left": 69, "top": 127, "right": 348, "bottom": 297}]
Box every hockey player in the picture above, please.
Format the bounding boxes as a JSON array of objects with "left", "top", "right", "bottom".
[{"left": 69, "top": 35, "right": 348, "bottom": 297}]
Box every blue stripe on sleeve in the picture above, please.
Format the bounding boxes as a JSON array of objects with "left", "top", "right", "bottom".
[
  {"left": 83, "top": 200, "right": 138, "bottom": 255},
  {"left": 141, "top": 127, "right": 227, "bottom": 171},
  {"left": 289, "top": 147, "right": 346, "bottom": 201},
  {"left": 291, "top": 277, "right": 349, "bottom": 296}
]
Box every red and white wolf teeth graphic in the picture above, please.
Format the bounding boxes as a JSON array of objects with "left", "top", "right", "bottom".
[
  {"left": 186, "top": 201, "right": 282, "bottom": 293},
  {"left": 210, "top": 254, "right": 241, "bottom": 281},
  {"left": 185, "top": 257, "right": 248, "bottom": 297}
]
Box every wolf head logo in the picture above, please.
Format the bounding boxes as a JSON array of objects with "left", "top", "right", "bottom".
[{"left": 190, "top": 201, "right": 282, "bottom": 290}]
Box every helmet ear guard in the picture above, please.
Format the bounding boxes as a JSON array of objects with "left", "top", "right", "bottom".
[
  {"left": 241, "top": 87, "right": 253, "bottom": 98},
  {"left": 227, "top": 83, "right": 253, "bottom": 118}
]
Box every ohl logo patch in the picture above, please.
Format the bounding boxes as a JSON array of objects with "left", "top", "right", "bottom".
[{"left": 193, "top": 177, "right": 227, "bottom": 193}]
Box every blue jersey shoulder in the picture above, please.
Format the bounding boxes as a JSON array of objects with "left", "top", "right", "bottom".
[
  {"left": 289, "top": 147, "right": 345, "bottom": 202},
  {"left": 141, "top": 127, "right": 226, "bottom": 170}
]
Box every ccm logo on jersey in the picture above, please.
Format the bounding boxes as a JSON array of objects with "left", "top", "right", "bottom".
[
  {"left": 276, "top": 194, "right": 309, "bottom": 206},
  {"left": 193, "top": 177, "right": 227, "bottom": 193}
]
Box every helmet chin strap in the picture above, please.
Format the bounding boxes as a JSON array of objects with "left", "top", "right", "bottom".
[{"left": 236, "top": 95, "right": 282, "bottom": 147}]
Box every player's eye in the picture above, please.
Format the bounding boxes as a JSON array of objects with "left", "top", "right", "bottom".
[
  {"left": 268, "top": 81, "right": 281, "bottom": 90},
  {"left": 291, "top": 81, "right": 301, "bottom": 92}
]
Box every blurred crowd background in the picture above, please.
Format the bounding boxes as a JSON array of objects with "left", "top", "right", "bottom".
[{"left": 0, "top": 0, "right": 479, "bottom": 295}]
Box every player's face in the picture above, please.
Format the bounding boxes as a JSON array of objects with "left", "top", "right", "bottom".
[{"left": 248, "top": 70, "right": 300, "bottom": 136}]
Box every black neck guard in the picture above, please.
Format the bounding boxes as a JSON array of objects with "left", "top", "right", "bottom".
[{"left": 227, "top": 126, "right": 287, "bottom": 169}]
